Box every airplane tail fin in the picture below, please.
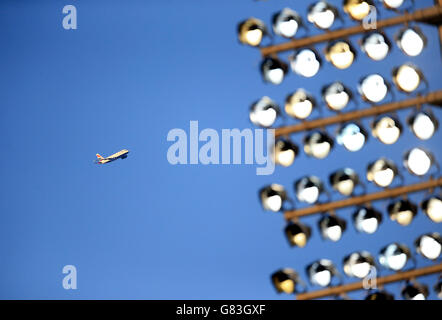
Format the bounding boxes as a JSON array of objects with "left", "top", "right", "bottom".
[{"left": 96, "top": 154, "right": 104, "bottom": 159}]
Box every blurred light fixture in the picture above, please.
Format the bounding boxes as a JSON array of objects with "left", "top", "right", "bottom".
[
  {"left": 285, "top": 221, "right": 312, "bottom": 248},
  {"left": 371, "top": 115, "right": 402, "bottom": 145},
  {"left": 272, "top": 8, "right": 302, "bottom": 39},
  {"left": 329, "top": 168, "right": 360, "bottom": 196},
  {"left": 361, "top": 32, "right": 390, "bottom": 61},
  {"left": 295, "top": 176, "right": 324, "bottom": 204},
  {"left": 408, "top": 110, "right": 438, "bottom": 140},
  {"left": 306, "top": 259, "right": 339, "bottom": 287},
  {"left": 337, "top": 123, "right": 367, "bottom": 152},
  {"left": 322, "top": 82, "right": 351, "bottom": 111},
  {"left": 403, "top": 147, "right": 434, "bottom": 176},
  {"left": 343, "top": 251, "right": 376, "bottom": 279},
  {"left": 271, "top": 269, "right": 300, "bottom": 294},
  {"left": 421, "top": 196, "right": 442, "bottom": 223},
  {"left": 238, "top": 18, "right": 268, "bottom": 47},
  {"left": 304, "top": 131, "right": 334, "bottom": 159},
  {"left": 401, "top": 282, "right": 429, "bottom": 300},
  {"left": 290, "top": 49, "right": 321, "bottom": 77},
  {"left": 393, "top": 64, "right": 423, "bottom": 93},
  {"left": 366, "top": 158, "right": 398, "bottom": 188},
  {"left": 396, "top": 26, "right": 426, "bottom": 57},
  {"left": 378, "top": 243, "right": 411, "bottom": 271},
  {"left": 307, "top": 1, "right": 338, "bottom": 30},
  {"left": 343, "top": 0, "right": 374, "bottom": 21},
  {"left": 358, "top": 74, "right": 388, "bottom": 103},
  {"left": 285, "top": 89, "right": 316, "bottom": 120},
  {"left": 365, "top": 290, "right": 394, "bottom": 300},
  {"left": 352, "top": 207, "right": 383, "bottom": 234},
  {"left": 249, "top": 96, "right": 280, "bottom": 128},
  {"left": 261, "top": 57, "right": 288, "bottom": 85},
  {"left": 274, "top": 138, "right": 299, "bottom": 167},
  {"left": 415, "top": 233, "right": 442, "bottom": 260},
  {"left": 325, "top": 41, "right": 356, "bottom": 69},
  {"left": 387, "top": 199, "right": 417, "bottom": 226},
  {"left": 435, "top": 279, "right": 442, "bottom": 299},
  {"left": 319, "top": 214, "right": 347, "bottom": 242},
  {"left": 381, "top": 0, "right": 404, "bottom": 9},
  {"left": 259, "top": 184, "right": 288, "bottom": 212}
]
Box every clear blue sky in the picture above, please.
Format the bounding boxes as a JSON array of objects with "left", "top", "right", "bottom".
[{"left": 0, "top": 0, "right": 441, "bottom": 299}]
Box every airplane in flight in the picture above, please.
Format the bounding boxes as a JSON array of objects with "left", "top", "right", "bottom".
[{"left": 95, "top": 149, "right": 129, "bottom": 164}]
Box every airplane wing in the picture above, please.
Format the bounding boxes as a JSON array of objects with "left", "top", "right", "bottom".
[{"left": 107, "top": 149, "right": 129, "bottom": 159}]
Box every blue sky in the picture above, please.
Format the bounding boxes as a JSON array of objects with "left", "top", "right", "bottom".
[{"left": 0, "top": 0, "right": 441, "bottom": 299}]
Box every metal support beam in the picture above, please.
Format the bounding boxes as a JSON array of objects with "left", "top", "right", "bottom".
[
  {"left": 261, "top": 5, "right": 442, "bottom": 56},
  {"left": 296, "top": 263, "right": 442, "bottom": 300},
  {"left": 284, "top": 177, "right": 442, "bottom": 220},
  {"left": 275, "top": 90, "right": 442, "bottom": 137}
]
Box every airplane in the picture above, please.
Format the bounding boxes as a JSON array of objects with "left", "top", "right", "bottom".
[{"left": 95, "top": 149, "right": 129, "bottom": 164}]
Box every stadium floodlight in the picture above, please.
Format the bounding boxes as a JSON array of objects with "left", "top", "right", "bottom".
[
  {"left": 259, "top": 184, "right": 289, "bottom": 212},
  {"left": 249, "top": 96, "right": 280, "bottom": 128},
  {"left": 358, "top": 74, "right": 388, "bottom": 103},
  {"left": 304, "top": 131, "right": 334, "bottom": 159},
  {"left": 403, "top": 147, "right": 434, "bottom": 176},
  {"left": 343, "top": 251, "right": 376, "bottom": 279},
  {"left": 319, "top": 214, "right": 347, "bottom": 242},
  {"left": 306, "top": 259, "right": 339, "bottom": 287},
  {"left": 381, "top": 0, "right": 405, "bottom": 10},
  {"left": 261, "top": 57, "right": 288, "bottom": 85},
  {"left": 435, "top": 278, "right": 442, "bottom": 299},
  {"left": 421, "top": 196, "right": 442, "bottom": 223},
  {"left": 396, "top": 25, "right": 427, "bottom": 57},
  {"left": 337, "top": 123, "right": 367, "bottom": 152},
  {"left": 401, "top": 282, "right": 429, "bottom": 300},
  {"left": 371, "top": 115, "right": 402, "bottom": 145},
  {"left": 388, "top": 199, "right": 417, "bottom": 226},
  {"left": 295, "top": 176, "right": 325, "bottom": 204},
  {"left": 285, "top": 221, "right": 312, "bottom": 248},
  {"left": 325, "top": 41, "right": 356, "bottom": 69},
  {"left": 289, "top": 48, "right": 321, "bottom": 78},
  {"left": 379, "top": 243, "right": 411, "bottom": 271},
  {"left": 343, "top": 0, "right": 374, "bottom": 21},
  {"left": 407, "top": 109, "right": 438, "bottom": 140},
  {"left": 361, "top": 32, "right": 390, "bottom": 61},
  {"left": 415, "top": 233, "right": 442, "bottom": 260},
  {"left": 238, "top": 17, "right": 268, "bottom": 47},
  {"left": 307, "top": 1, "right": 339, "bottom": 30},
  {"left": 272, "top": 8, "right": 303, "bottom": 39},
  {"left": 271, "top": 268, "right": 301, "bottom": 294},
  {"left": 274, "top": 138, "right": 299, "bottom": 167},
  {"left": 352, "top": 207, "right": 383, "bottom": 234},
  {"left": 365, "top": 290, "right": 394, "bottom": 300},
  {"left": 366, "top": 158, "right": 398, "bottom": 188},
  {"left": 393, "top": 63, "right": 423, "bottom": 93},
  {"left": 285, "top": 89, "right": 316, "bottom": 120},
  {"left": 322, "top": 82, "right": 352, "bottom": 111},
  {"left": 329, "top": 168, "right": 360, "bottom": 196}
]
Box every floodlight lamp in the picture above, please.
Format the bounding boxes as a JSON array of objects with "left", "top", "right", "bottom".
[
  {"left": 379, "top": 243, "right": 411, "bottom": 271},
  {"left": 322, "top": 82, "right": 351, "bottom": 111},
  {"left": 402, "top": 282, "right": 429, "bottom": 300},
  {"left": 272, "top": 8, "right": 302, "bottom": 39},
  {"left": 382, "top": 0, "right": 404, "bottom": 9},
  {"left": 337, "top": 123, "right": 367, "bottom": 152},
  {"left": 329, "top": 168, "right": 359, "bottom": 196},
  {"left": 371, "top": 115, "right": 402, "bottom": 145},
  {"left": 403, "top": 147, "right": 434, "bottom": 176},
  {"left": 319, "top": 214, "right": 347, "bottom": 242},
  {"left": 358, "top": 74, "right": 388, "bottom": 103},
  {"left": 285, "top": 89, "right": 316, "bottom": 120},
  {"left": 343, "top": 251, "right": 376, "bottom": 279},
  {"left": 259, "top": 184, "right": 288, "bottom": 212},
  {"left": 285, "top": 221, "right": 312, "bottom": 248},
  {"left": 295, "top": 176, "right": 324, "bottom": 204},
  {"left": 260, "top": 57, "right": 288, "bottom": 85},
  {"left": 274, "top": 138, "right": 299, "bottom": 167},
  {"left": 396, "top": 26, "right": 426, "bottom": 57},
  {"left": 366, "top": 158, "right": 398, "bottom": 188},
  {"left": 325, "top": 41, "right": 355, "bottom": 69},
  {"left": 408, "top": 110, "right": 438, "bottom": 140},
  {"left": 271, "top": 269, "right": 300, "bottom": 294},
  {"left": 343, "top": 0, "right": 374, "bottom": 21},
  {"left": 387, "top": 199, "right": 417, "bottom": 226},
  {"left": 304, "top": 131, "right": 334, "bottom": 159},
  {"left": 393, "top": 64, "right": 423, "bottom": 93},
  {"left": 361, "top": 32, "right": 390, "bottom": 61},
  {"left": 290, "top": 49, "right": 321, "bottom": 78},
  {"left": 249, "top": 96, "right": 280, "bottom": 128},
  {"left": 421, "top": 196, "right": 442, "bottom": 223},
  {"left": 415, "top": 233, "right": 442, "bottom": 260},
  {"left": 306, "top": 259, "right": 338, "bottom": 287},
  {"left": 238, "top": 18, "right": 268, "bottom": 47},
  {"left": 352, "top": 207, "right": 383, "bottom": 234},
  {"left": 308, "top": 1, "right": 338, "bottom": 30},
  {"left": 365, "top": 290, "right": 394, "bottom": 300}
]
